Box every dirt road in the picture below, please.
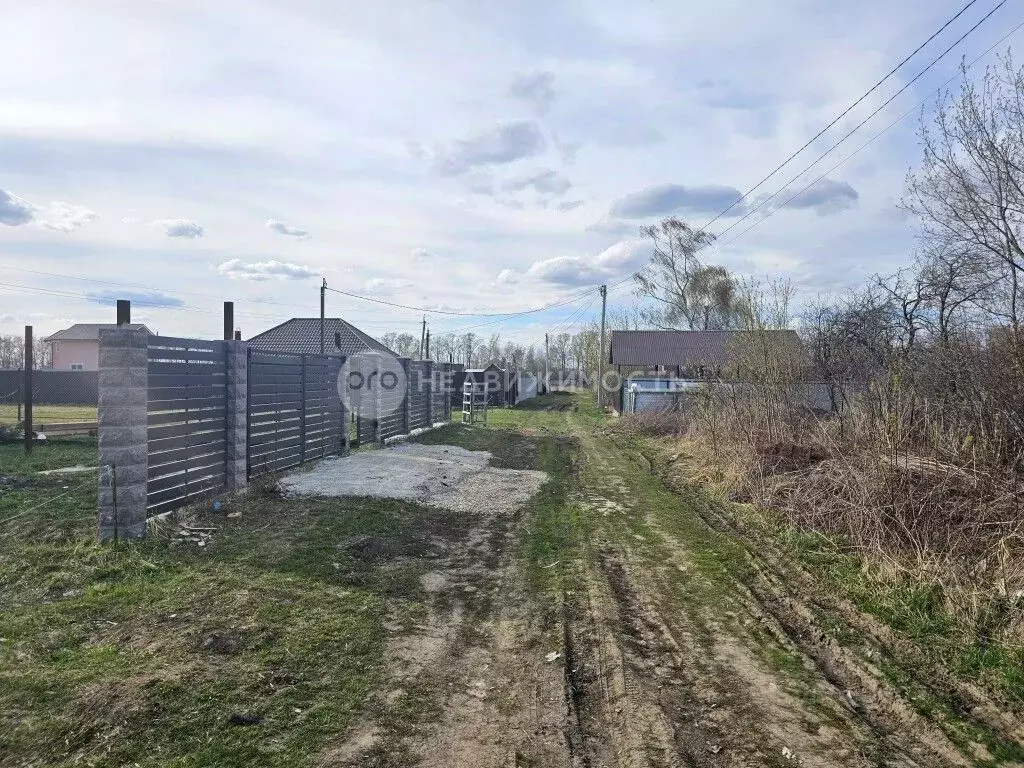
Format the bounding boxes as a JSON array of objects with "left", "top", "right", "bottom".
[{"left": 326, "top": 398, "right": 1018, "bottom": 767}]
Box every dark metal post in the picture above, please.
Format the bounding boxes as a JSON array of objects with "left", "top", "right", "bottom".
[
  {"left": 320, "top": 278, "right": 326, "bottom": 354},
  {"left": 23, "top": 326, "right": 32, "bottom": 454},
  {"left": 425, "top": 329, "right": 430, "bottom": 360},
  {"left": 223, "top": 301, "right": 234, "bottom": 341},
  {"left": 598, "top": 284, "right": 607, "bottom": 408},
  {"left": 116, "top": 300, "right": 130, "bottom": 326},
  {"left": 299, "top": 355, "right": 307, "bottom": 463}
]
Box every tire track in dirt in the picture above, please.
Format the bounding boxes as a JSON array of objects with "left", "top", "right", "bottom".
[
  {"left": 648, "top": 449, "right": 1024, "bottom": 756},
  {"left": 323, "top": 494, "right": 573, "bottom": 767},
  {"left": 643, "top": 444, "right": 1024, "bottom": 765},
  {"left": 563, "top": 424, "right": 976, "bottom": 767}
]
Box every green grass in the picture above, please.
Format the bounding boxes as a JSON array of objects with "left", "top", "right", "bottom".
[
  {"left": 632, "top": 434, "right": 1024, "bottom": 761},
  {"left": 0, "top": 439, "right": 407, "bottom": 767},
  {"left": 420, "top": 394, "right": 584, "bottom": 595},
  {"left": 0, "top": 404, "right": 98, "bottom": 425},
  {"left": 0, "top": 397, "right": 585, "bottom": 768}
]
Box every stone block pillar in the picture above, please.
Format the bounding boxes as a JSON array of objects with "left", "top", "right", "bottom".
[
  {"left": 225, "top": 340, "right": 248, "bottom": 492},
  {"left": 425, "top": 361, "right": 434, "bottom": 426},
  {"left": 97, "top": 327, "right": 148, "bottom": 542},
  {"left": 401, "top": 358, "right": 411, "bottom": 434}
]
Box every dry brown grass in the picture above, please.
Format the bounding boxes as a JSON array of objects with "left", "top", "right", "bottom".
[{"left": 618, "top": 375, "right": 1024, "bottom": 655}]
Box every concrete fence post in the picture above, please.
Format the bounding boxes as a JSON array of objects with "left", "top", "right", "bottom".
[
  {"left": 97, "top": 327, "right": 148, "bottom": 541},
  {"left": 425, "top": 361, "right": 434, "bottom": 426},
  {"left": 225, "top": 340, "right": 248, "bottom": 492},
  {"left": 401, "top": 358, "right": 411, "bottom": 435}
]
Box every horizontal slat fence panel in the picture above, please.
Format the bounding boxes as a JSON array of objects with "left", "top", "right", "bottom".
[
  {"left": 246, "top": 350, "right": 345, "bottom": 479},
  {"left": 146, "top": 337, "right": 229, "bottom": 516}
]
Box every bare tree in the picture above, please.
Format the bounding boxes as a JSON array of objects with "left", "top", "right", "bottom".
[
  {"left": 634, "top": 217, "right": 746, "bottom": 330},
  {"left": 905, "top": 55, "right": 1024, "bottom": 330}
]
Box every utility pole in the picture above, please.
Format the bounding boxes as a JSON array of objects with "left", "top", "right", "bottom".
[
  {"left": 544, "top": 332, "right": 549, "bottom": 395},
  {"left": 597, "top": 284, "right": 607, "bottom": 408},
  {"left": 320, "top": 278, "right": 327, "bottom": 354},
  {"left": 425, "top": 329, "right": 431, "bottom": 360},
  {"left": 420, "top": 316, "right": 427, "bottom": 360},
  {"left": 23, "top": 325, "right": 32, "bottom": 455}
]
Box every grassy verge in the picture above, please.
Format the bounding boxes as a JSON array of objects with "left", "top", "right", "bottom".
[
  {"left": 0, "top": 397, "right": 588, "bottom": 767},
  {"left": 627, "top": 433, "right": 1024, "bottom": 762},
  {"left": 0, "top": 440, "right": 404, "bottom": 767},
  {"left": 420, "top": 392, "right": 586, "bottom": 595},
  {"left": 0, "top": 404, "right": 98, "bottom": 425}
]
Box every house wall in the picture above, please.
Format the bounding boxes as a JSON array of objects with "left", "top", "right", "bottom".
[{"left": 52, "top": 340, "right": 100, "bottom": 370}]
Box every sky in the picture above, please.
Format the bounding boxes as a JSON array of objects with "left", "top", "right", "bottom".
[{"left": 1, "top": 0, "right": 1021, "bottom": 349}]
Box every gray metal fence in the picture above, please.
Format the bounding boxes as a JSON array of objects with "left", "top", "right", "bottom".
[
  {"left": 146, "top": 336, "right": 229, "bottom": 515},
  {"left": 247, "top": 351, "right": 344, "bottom": 478},
  {"left": 97, "top": 331, "right": 456, "bottom": 540},
  {"left": 407, "top": 360, "right": 432, "bottom": 431},
  {"left": 0, "top": 369, "right": 99, "bottom": 406}
]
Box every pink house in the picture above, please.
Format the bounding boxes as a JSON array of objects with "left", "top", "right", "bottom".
[{"left": 45, "top": 324, "right": 153, "bottom": 371}]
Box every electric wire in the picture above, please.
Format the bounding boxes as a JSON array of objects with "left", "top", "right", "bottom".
[
  {"left": 704, "top": 0, "right": 986, "bottom": 227},
  {"left": 714, "top": 0, "right": 1008, "bottom": 241}
]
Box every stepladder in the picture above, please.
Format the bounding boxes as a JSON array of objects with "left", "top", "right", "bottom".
[{"left": 461, "top": 380, "right": 487, "bottom": 425}]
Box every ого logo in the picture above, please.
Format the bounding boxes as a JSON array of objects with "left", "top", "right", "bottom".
[{"left": 337, "top": 350, "right": 408, "bottom": 419}]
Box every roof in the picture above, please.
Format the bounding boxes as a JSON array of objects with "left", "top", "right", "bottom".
[
  {"left": 609, "top": 330, "right": 802, "bottom": 368},
  {"left": 247, "top": 318, "right": 395, "bottom": 357},
  {"left": 465, "top": 364, "right": 503, "bottom": 373},
  {"left": 45, "top": 323, "right": 152, "bottom": 342}
]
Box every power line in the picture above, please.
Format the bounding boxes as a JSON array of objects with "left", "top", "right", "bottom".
[
  {"left": 714, "top": 0, "right": 1007, "bottom": 241},
  {"left": 325, "top": 283, "right": 597, "bottom": 317},
  {"left": 0, "top": 281, "right": 296, "bottom": 322},
  {"left": 719, "top": 14, "right": 1024, "bottom": 250},
  {"left": 704, "top": 0, "right": 986, "bottom": 227},
  {"left": 0, "top": 264, "right": 316, "bottom": 314},
  {"left": 441, "top": 288, "right": 599, "bottom": 335},
  {"left": 549, "top": 294, "right": 600, "bottom": 337},
  {"left": 603, "top": 0, "right": 1009, "bottom": 297}
]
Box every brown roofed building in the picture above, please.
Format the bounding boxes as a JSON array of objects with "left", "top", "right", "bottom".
[
  {"left": 247, "top": 318, "right": 396, "bottom": 357},
  {"left": 608, "top": 329, "right": 803, "bottom": 378}
]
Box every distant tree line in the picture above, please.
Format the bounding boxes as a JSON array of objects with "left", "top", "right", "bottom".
[{"left": 0, "top": 334, "right": 52, "bottom": 370}]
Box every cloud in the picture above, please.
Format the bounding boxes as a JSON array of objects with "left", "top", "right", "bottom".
[
  {"left": 501, "top": 239, "right": 650, "bottom": 288},
  {"left": 610, "top": 183, "right": 745, "bottom": 219},
  {"left": 217, "top": 259, "right": 317, "bottom": 281},
  {"left": 434, "top": 120, "right": 547, "bottom": 176},
  {"left": 495, "top": 268, "right": 520, "bottom": 285},
  {"left": 0, "top": 188, "right": 96, "bottom": 232},
  {"left": 557, "top": 200, "right": 585, "bottom": 212},
  {"left": 0, "top": 187, "right": 36, "bottom": 226},
  {"left": 586, "top": 219, "right": 640, "bottom": 238},
  {"left": 85, "top": 289, "right": 185, "bottom": 308},
  {"left": 411, "top": 248, "right": 436, "bottom": 260},
  {"left": 503, "top": 168, "right": 572, "bottom": 196},
  {"left": 153, "top": 218, "right": 205, "bottom": 238},
  {"left": 509, "top": 71, "right": 556, "bottom": 115},
  {"left": 364, "top": 277, "right": 414, "bottom": 295},
  {"left": 778, "top": 178, "right": 858, "bottom": 216},
  {"left": 525, "top": 255, "right": 603, "bottom": 286},
  {"left": 39, "top": 202, "right": 98, "bottom": 232},
  {"left": 266, "top": 218, "right": 310, "bottom": 239},
  {"left": 0, "top": 314, "right": 16, "bottom": 323}
]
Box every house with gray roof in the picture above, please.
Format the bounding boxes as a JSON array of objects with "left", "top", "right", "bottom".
[
  {"left": 608, "top": 329, "right": 802, "bottom": 378},
  {"left": 45, "top": 323, "right": 153, "bottom": 370},
  {"left": 247, "top": 318, "right": 396, "bottom": 358}
]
